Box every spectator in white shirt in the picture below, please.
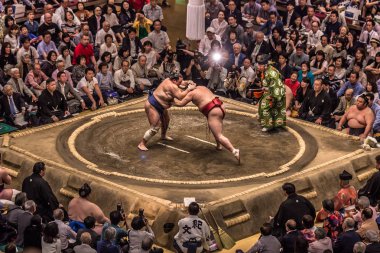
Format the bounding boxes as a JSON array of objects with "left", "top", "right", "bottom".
[
  {"left": 210, "top": 11, "right": 228, "bottom": 38},
  {"left": 143, "top": 0, "right": 163, "bottom": 21},
  {"left": 114, "top": 59, "right": 137, "bottom": 97},
  {"left": 199, "top": 27, "right": 222, "bottom": 56},
  {"left": 76, "top": 68, "right": 105, "bottom": 110}
]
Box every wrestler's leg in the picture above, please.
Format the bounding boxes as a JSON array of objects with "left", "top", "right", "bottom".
[
  {"left": 161, "top": 109, "right": 173, "bottom": 141},
  {"left": 138, "top": 102, "right": 161, "bottom": 151},
  {"left": 208, "top": 109, "right": 239, "bottom": 163}
]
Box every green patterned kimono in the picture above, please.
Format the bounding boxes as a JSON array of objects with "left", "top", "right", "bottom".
[{"left": 258, "top": 65, "right": 286, "bottom": 128}]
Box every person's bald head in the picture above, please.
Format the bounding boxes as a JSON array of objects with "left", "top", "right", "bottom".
[
  {"left": 44, "top": 13, "right": 52, "bottom": 24},
  {"left": 343, "top": 217, "right": 355, "bottom": 231},
  {"left": 345, "top": 88, "right": 354, "bottom": 101},
  {"left": 103, "top": 21, "right": 111, "bottom": 31},
  {"left": 285, "top": 219, "right": 297, "bottom": 231}
]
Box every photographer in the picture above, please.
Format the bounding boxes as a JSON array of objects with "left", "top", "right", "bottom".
[
  {"left": 159, "top": 50, "right": 181, "bottom": 78},
  {"left": 128, "top": 210, "right": 155, "bottom": 253},
  {"left": 101, "top": 210, "right": 128, "bottom": 246},
  {"left": 206, "top": 54, "right": 227, "bottom": 95},
  {"left": 185, "top": 56, "right": 208, "bottom": 86},
  {"left": 224, "top": 66, "right": 240, "bottom": 99}
]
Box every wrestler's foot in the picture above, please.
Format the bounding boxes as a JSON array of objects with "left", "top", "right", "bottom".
[
  {"left": 261, "top": 127, "right": 273, "bottom": 132},
  {"left": 216, "top": 144, "right": 223, "bottom": 151},
  {"left": 161, "top": 135, "right": 173, "bottom": 141},
  {"left": 233, "top": 149, "right": 240, "bottom": 165},
  {"left": 138, "top": 143, "right": 149, "bottom": 151}
]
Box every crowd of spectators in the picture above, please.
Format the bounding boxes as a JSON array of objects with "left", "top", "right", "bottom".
[{"left": 1, "top": 156, "right": 380, "bottom": 253}]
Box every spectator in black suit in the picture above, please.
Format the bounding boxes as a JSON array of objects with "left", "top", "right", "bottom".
[
  {"left": 294, "top": 0, "right": 307, "bottom": 18},
  {"left": 280, "top": 219, "right": 302, "bottom": 253},
  {"left": 364, "top": 230, "right": 380, "bottom": 253},
  {"left": 224, "top": 0, "right": 242, "bottom": 25},
  {"left": 120, "top": 27, "right": 142, "bottom": 62},
  {"left": 282, "top": 1, "right": 297, "bottom": 28},
  {"left": 88, "top": 7, "right": 105, "bottom": 37},
  {"left": 0, "top": 84, "right": 26, "bottom": 126},
  {"left": 273, "top": 183, "right": 316, "bottom": 236},
  {"left": 333, "top": 217, "right": 361, "bottom": 253},
  {"left": 247, "top": 31, "right": 270, "bottom": 63}
]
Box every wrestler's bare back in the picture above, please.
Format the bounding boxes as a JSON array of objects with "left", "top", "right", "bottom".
[
  {"left": 189, "top": 86, "right": 220, "bottom": 109},
  {"left": 68, "top": 197, "right": 109, "bottom": 224}
]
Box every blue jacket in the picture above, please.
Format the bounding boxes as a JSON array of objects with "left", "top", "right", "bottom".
[
  {"left": 297, "top": 71, "right": 315, "bottom": 88},
  {"left": 336, "top": 81, "right": 364, "bottom": 98},
  {"left": 333, "top": 230, "right": 361, "bottom": 253},
  {"left": 260, "top": 20, "right": 284, "bottom": 36},
  {"left": 226, "top": 53, "right": 246, "bottom": 70}
]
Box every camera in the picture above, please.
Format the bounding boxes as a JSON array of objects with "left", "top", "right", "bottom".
[
  {"left": 138, "top": 208, "right": 144, "bottom": 217},
  {"left": 117, "top": 202, "right": 124, "bottom": 215},
  {"left": 176, "top": 39, "right": 187, "bottom": 56},
  {"left": 193, "top": 50, "right": 203, "bottom": 65}
]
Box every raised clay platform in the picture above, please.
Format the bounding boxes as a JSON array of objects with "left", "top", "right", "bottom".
[{"left": 1, "top": 97, "right": 379, "bottom": 249}]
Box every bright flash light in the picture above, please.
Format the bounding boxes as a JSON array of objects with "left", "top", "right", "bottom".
[{"left": 212, "top": 53, "right": 221, "bottom": 62}]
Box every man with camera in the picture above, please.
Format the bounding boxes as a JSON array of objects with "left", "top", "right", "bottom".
[
  {"left": 101, "top": 209, "right": 129, "bottom": 246},
  {"left": 129, "top": 209, "right": 155, "bottom": 253},
  {"left": 138, "top": 73, "right": 196, "bottom": 151}
]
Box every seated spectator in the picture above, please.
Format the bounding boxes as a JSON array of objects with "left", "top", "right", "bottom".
[
  {"left": 352, "top": 62, "right": 368, "bottom": 88},
  {"left": 310, "top": 50, "right": 328, "bottom": 78},
  {"left": 61, "top": 11, "right": 80, "bottom": 37},
  {"left": 316, "top": 199, "right": 343, "bottom": 242},
  {"left": 365, "top": 52, "right": 380, "bottom": 84},
  {"left": 0, "top": 42, "right": 16, "bottom": 77},
  {"left": 68, "top": 183, "right": 110, "bottom": 233},
  {"left": 37, "top": 78, "right": 71, "bottom": 124},
  {"left": 337, "top": 72, "right": 364, "bottom": 97},
  {"left": 246, "top": 223, "right": 281, "bottom": 253},
  {"left": 57, "top": 46, "right": 73, "bottom": 70},
  {"left": 284, "top": 72, "right": 299, "bottom": 97},
  {"left": 347, "top": 48, "right": 368, "bottom": 75},
  {"left": 100, "top": 34, "right": 118, "bottom": 60},
  {"left": 56, "top": 71, "right": 85, "bottom": 114},
  {"left": 24, "top": 11, "right": 39, "bottom": 37},
  {"left": 41, "top": 50, "right": 58, "bottom": 79},
  {"left": 206, "top": 0, "right": 225, "bottom": 20},
  {"left": 366, "top": 93, "right": 380, "bottom": 137},
  {"left": 73, "top": 34, "right": 97, "bottom": 69},
  {"left": 226, "top": 43, "right": 245, "bottom": 69},
  {"left": 16, "top": 53, "right": 33, "bottom": 82},
  {"left": 359, "top": 19, "right": 379, "bottom": 45},
  {"left": 316, "top": 35, "right": 334, "bottom": 63},
  {"left": 72, "top": 56, "right": 88, "bottom": 86},
  {"left": 6, "top": 68, "right": 37, "bottom": 104},
  {"left": 5, "top": 192, "right": 27, "bottom": 227},
  {"left": 241, "top": 22, "right": 255, "bottom": 53},
  {"left": 199, "top": 27, "right": 221, "bottom": 56},
  {"left": 309, "top": 228, "right": 333, "bottom": 253},
  {"left": 260, "top": 11, "right": 283, "bottom": 36},
  {"left": 353, "top": 196, "right": 378, "bottom": 226},
  {"left": 97, "top": 227, "right": 118, "bottom": 253},
  {"left": 280, "top": 219, "right": 301, "bottom": 253},
  {"left": 302, "top": 6, "right": 319, "bottom": 32},
  {"left": 37, "top": 32, "right": 58, "bottom": 61},
  {"left": 75, "top": 2, "right": 91, "bottom": 25},
  {"left": 23, "top": 214, "right": 43, "bottom": 250},
  {"left": 114, "top": 59, "right": 138, "bottom": 97},
  {"left": 206, "top": 62, "right": 227, "bottom": 94},
  {"left": 225, "top": 0, "right": 242, "bottom": 24},
  {"left": 222, "top": 15, "right": 244, "bottom": 43},
  {"left": 103, "top": 4, "right": 123, "bottom": 43},
  {"left": 299, "top": 79, "right": 332, "bottom": 127},
  {"left": 322, "top": 65, "right": 343, "bottom": 92},
  {"left": 120, "top": 27, "right": 142, "bottom": 62},
  {"left": 338, "top": 94, "right": 374, "bottom": 139},
  {"left": 0, "top": 85, "right": 27, "bottom": 127},
  {"left": 133, "top": 12, "right": 152, "bottom": 39},
  {"left": 289, "top": 15, "right": 306, "bottom": 40},
  {"left": 101, "top": 211, "right": 128, "bottom": 246},
  {"left": 274, "top": 53, "right": 292, "bottom": 80},
  {"left": 223, "top": 30, "right": 240, "bottom": 55},
  {"left": 174, "top": 202, "right": 208, "bottom": 253},
  {"left": 240, "top": 57, "right": 255, "bottom": 87},
  {"left": 53, "top": 208, "right": 76, "bottom": 252},
  {"left": 268, "top": 28, "right": 285, "bottom": 57},
  {"left": 300, "top": 214, "right": 316, "bottom": 243},
  {"left": 143, "top": 0, "right": 163, "bottom": 22},
  {"left": 297, "top": 61, "right": 314, "bottom": 86},
  {"left": 289, "top": 45, "right": 309, "bottom": 71},
  {"left": 243, "top": 0, "right": 261, "bottom": 22},
  {"left": 140, "top": 40, "right": 158, "bottom": 70},
  {"left": 148, "top": 20, "right": 170, "bottom": 58},
  {"left": 210, "top": 11, "right": 228, "bottom": 39},
  {"left": 77, "top": 68, "right": 106, "bottom": 110},
  {"left": 364, "top": 230, "right": 380, "bottom": 253},
  {"left": 88, "top": 7, "right": 105, "bottom": 37},
  {"left": 16, "top": 200, "right": 36, "bottom": 247},
  {"left": 52, "top": 60, "right": 74, "bottom": 87},
  {"left": 306, "top": 21, "right": 323, "bottom": 54},
  {"left": 25, "top": 63, "right": 48, "bottom": 97},
  {"left": 96, "top": 62, "right": 114, "bottom": 95},
  {"left": 58, "top": 33, "right": 76, "bottom": 57},
  {"left": 247, "top": 32, "right": 270, "bottom": 63},
  {"left": 42, "top": 222, "right": 61, "bottom": 253},
  {"left": 119, "top": 1, "right": 136, "bottom": 29},
  {"left": 324, "top": 10, "right": 341, "bottom": 41},
  {"left": 273, "top": 183, "right": 316, "bottom": 236},
  {"left": 131, "top": 55, "right": 153, "bottom": 90},
  {"left": 322, "top": 80, "right": 339, "bottom": 114},
  {"left": 331, "top": 38, "right": 347, "bottom": 62},
  {"left": 357, "top": 208, "right": 379, "bottom": 239},
  {"left": 4, "top": 25, "right": 19, "bottom": 55},
  {"left": 332, "top": 88, "right": 356, "bottom": 124},
  {"left": 367, "top": 38, "right": 380, "bottom": 60},
  {"left": 74, "top": 232, "right": 97, "bottom": 253},
  {"left": 73, "top": 24, "right": 94, "bottom": 46},
  {"left": 76, "top": 216, "right": 100, "bottom": 249},
  {"left": 55, "top": 0, "right": 81, "bottom": 26},
  {"left": 333, "top": 56, "right": 347, "bottom": 80},
  {"left": 294, "top": 77, "right": 312, "bottom": 114},
  {"left": 333, "top": 217, "right": 361, "bottom": 253},
  {"left": 17, "top": 37, "right": 38, "bottom": 64},
  {"left": 256, "top": 0, "right": 277, "bottom": 26}
]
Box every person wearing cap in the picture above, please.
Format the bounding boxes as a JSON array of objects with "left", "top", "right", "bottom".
[
  {"left": 198, "top": 27, "right": 221, "bottom": 56},
  {"left": 241, "top": 22, "right": 256, "bottom": 52},
  {"left": 333, "top": 170, "right": 358, "bottom": 212},
  {"left": 257, "top": 54, "right": 286, "bottom": 131},
  {"left": 364, "top": 230, "right": 380, "bottom": 253},
  {"left": 22, "top": 162, "right": 60, "bottom": 222}
]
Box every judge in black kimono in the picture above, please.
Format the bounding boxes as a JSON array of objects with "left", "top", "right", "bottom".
[
  {"left": 37, "top": 78, "right": 71, "bottom": 125},
  {"left": 359, "top": 155, "right": 380, "bottom": 205}
]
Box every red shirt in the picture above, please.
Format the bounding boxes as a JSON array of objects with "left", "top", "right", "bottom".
[
  {"left": 285, "top": 79, "right": 300, "bottom": 97},
  {"left": 73, "top": 43, "right": 94, "bottom": 65}
]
